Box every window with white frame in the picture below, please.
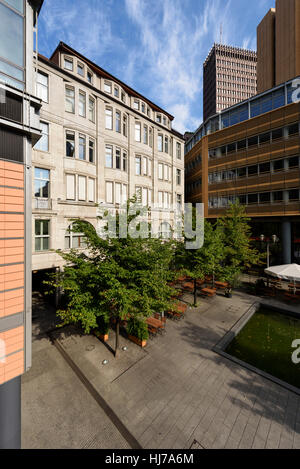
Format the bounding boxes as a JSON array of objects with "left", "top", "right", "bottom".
[
  {"left": 34, "top": 168, "right": 50, "bottom": 198},
  {"left": 105, "top": 107, "right": 113, "bottom": 130},
  {"left": 89, "top": 139, "right": 95, "bottom": 163},
  {"left": 158, "top": 134, "right": 163, "bottom": 152},
  {"left": 106, "top": 181, "right": 113, "bottom": 203},
  {"left": 116, "top": 111, "right": 121, "bottom": 133},
  {"left": 78, "top": 175, "right": 86, "bottom": 201},
  {"left": 164, "top": 164, "right": 169, "bottom": 181},
  {"left": 158, "top": 191, "right": 163, "bottom": 208},
  {"left": 66, "top": 131, "right": 75, "bottom": 158},
  {"left": 105, "top": 145, "right": 113, "bottom": 168},
  {"left": 88, "top": 178, "right": 95, "bottom": 202},
  {"left": 164, "top": 136, "right": 168, "bottom": 154},
  {"left": 176, "top": 169, "right": 181, "bottom": 185},
  {"left": 123, "top": 151, "right": 127, "bottom": 172},
  {"left": 66, "top": 174, "right": 75, "bottom": 200},
  {"left": 176, "top": 142, "right": 182, "bottom": 159},
  {"left": 135, "top": 122, "right": 141, "bottom": 142},
  {"left": 87, "top": 70, "right": 93, "bottom": 84},
  {"left": 156, "top": 114, "right": 161, "bottom": 123},
  {"left": 123, "top": 114, "right": 127, "bottom": 137},
  {"left": 133, "top": 99, "right": 139, "bottom": 110},
  {"left": 35, "top": 121, "right": 49, "bottom": 152},
  {"left": 77, "top": 62, "right": 84, "bottom": 77},
  {"left": 64, "top": 56, "right": 73, "bottom": 71},
  {"left": 79, "top": 91, "right": 86, "bottom": 117},
  {"left": 65, "top": 86, "right": 75, "bottom": 113},
  {"left": 36, "top": 71, "right": 48, "bottom": 102},
  {"left": 65, "top": 223, "right": 86, "bottom": 249},
  {"left": 159, "top": 222, "right": 172, "bottom": 239},
  {"left": 114, "top": 86, "right": 119, "bottom": 98},
  {"left": 104, "top": 81, "right": 112, "bottom": 93},
  {"left": 79, "top": 135, "right": 86, "bottom": 160},
  {"left": 35, "top": 220, "right": 49, "bottom": 252},
  {"left": 135, "top": 156, "right": 141, "bottom": 175},
  {"left": 158, "top": 163, "right": 163, "bottom": 180},
  {"left": 89, "top": 97, "right": 95, "bottom": 122},
  {"left": 116, "top": 147, "right": 121, "bottom": 169},
  {"left": 143, "top": 125, "right": 148, "bottom": 145}
]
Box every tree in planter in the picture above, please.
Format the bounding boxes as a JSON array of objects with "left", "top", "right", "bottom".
[
  {"left": 47, "top": 198, "right": 176, "bottom": 356},
  {"left": 217, "top": 201, "right": 262, "bottom": 296},
  {"left": 127, "top": 316, "right": 149, "bottom": 344},
  {"left": 175, "top": 218, "right": 223, "bottom": 306}
]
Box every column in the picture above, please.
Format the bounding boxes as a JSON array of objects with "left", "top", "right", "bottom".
[
  {"left": 282, "top": 220, "right": 292, "bottom": 264},
  {"left": 0, "top": 376, "right": 21, "bottom": 449}
]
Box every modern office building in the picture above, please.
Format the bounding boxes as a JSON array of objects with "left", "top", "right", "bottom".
[
  {"left": 185, "top": 79, "right": 300, "bottom": 264},
  {"left": 32, "top": 42, "right": 184, "bottom": 286},
  {"left": 203, "top": 44, "right": 257, "bottom": 122},
  {"left": 0, "top": 0, "right": 43, "bottom": 449},
  {"left": 257, "top": 0, "right": 300, "bottom": 93}
]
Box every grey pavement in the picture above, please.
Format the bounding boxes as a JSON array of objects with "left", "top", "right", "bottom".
[{"left": 22, "top": 289, "right": 300, "bottom": 449}]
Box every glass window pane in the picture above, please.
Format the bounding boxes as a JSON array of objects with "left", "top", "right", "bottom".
[
  {"left": 0, "top": 3, "right": 24, "bottom": 67},
  {"left": 5, "top": 0, "right": 24, "bottom": 13},
  {"left": 35, "top": 238, "right": 41, "bottom": 251},
  {"left": 0, "top": 57, "right": 23, "bottom": 81}
]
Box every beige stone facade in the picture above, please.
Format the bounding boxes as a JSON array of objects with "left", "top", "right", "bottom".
[{"left": 32, "top": 43, "right": 184, "bottom": 272}]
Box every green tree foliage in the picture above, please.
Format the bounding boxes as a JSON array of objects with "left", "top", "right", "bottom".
[{"left": 47, "top": 198, "right": 176, "bottom": 355}]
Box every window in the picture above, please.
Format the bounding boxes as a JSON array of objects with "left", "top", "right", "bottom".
[
  {"left": 116, "top": 148, "right": 121, "bottom": 169},
  {"left": 248, "top": 135, "right": 258, "bottom": 147},
  {"left": 156, "top": 114, "right": 161, "bottom": 124},
  {"left": 79, "top": 135, "right": 86, "bottom": 160},
  {"left": 164, "top": 136, "right": 168, "bottom": 154},
  {"left": 135, "top": 156, "right": 141, "bottom": 175},
  {"left": 149, "top": 128, "right": 153, "bottom": 148},
  {"left": 248, "top": 193, "right": 258, "bottom": 204},
  {"left": 158, "top": 191, "right": 163, "bottom": 208},
  {"left": 289, "top": 189, "right": 299, "bottom": 201},
  {"left": 64, "top": 57, "right": 73, "bottom": 71},
  {"left": 259, "top": 192, "right": 271, "bottom": 203},
  {"left": 248, "top": 165, "right": 258, "bottom": 176},
  {"left": 105, "top": 108, "right": 113, "bottom": 130},
  {"left": 176, "top": 169, "right": 181, "bottom": 185},
  {"left": 116, "top": 111, "right": 121, "bottom": 133},
  {"left": 77, "top": 63, "right": 84, "bottom": 76},
  {"left": 121, "top": 91, "right": 126, "bottom": 103},
  {"left": 288, "top": 156, "right": 299, "bottom": 169},
  {"left": 65, "top": 86, "right": 75, "bottom": 113},
  {"left": 273, "top": 191, "right": 283, "bottom": 202},
  {"left": 34, "top": 168, "right": 50, "bottom": 198},
  {"left": 164, "top": 164, "right": 169, "bottom": 181},
  {"left": 89, "top": 97, "right": 95, "bottom": 122},
  {"left": 288, "top": 123, "right": 299, "bottom": 136},
  {"left": 259, "top": 162, "right": 270, "bottom": 173},
  {"left": 0, "top": 1, "right": 24, "bottom": 90},
  {"left": 176, "top": 142, "right": 181, "bottom": 159},
  {"left": 35, "top": 220, "right": 49, "bottom": 252},
  {"left": 105, "top": 146, "right": 113, "bottom": 168},
  {"left": 78, "top": 176, "right": 86, "bottom": 200},
  {"left": 114, "top": 86, "right": 119, "bottom": 98},
  {"left": 115, "top": 183, "right": 121, "bottom": 204},
  {"left": 66, "top": 174, "right": 75, "bottom": 200},
  {"left": 37, "top": 72, "right": 48, "bottom": 102},
  {"left": 65, "top": 223, "right": 86, "bottom": 249},
  {"left": 79, "top": 91, "right": 86, "bottom": 117},
  {"left": 158, "top": 163, "right": 163, "bottom": 180},
  {"left": 259, "top": 132, "right": 271, "bottom": 145},
  {"left": 176, "top": 194, "right": 182, "bottom": 212},
  {"left": 143, "top": 157, "right": 148, "bottom": 176},
  {"left": 141, "top": 103, "right": 145, "bottom": 113},
  {"left": 135, "top": 122, "right": 141, "bottom": 142},
  {"left": 273, "top": 159, "right": 284, "bottom": 171},
  {"left": 87, "top": 70, "right": 93, "bottom": 84},
  {"left": 88, "top": 179, "right": 95, "bottom": 202},
  {"left": 272, "top": 128, "right": 283, "bottom": 141},
  {"left": 89, "top": 139, "right": 95, "bottom": 163},
  {"left": 66, "top": 131, "right": 75, "bottom": 158},
  {"left": 106, "top": 181, "right": 113, "bottom": 203},
  {"left": 122, "top": 152, "right": 127, "bottom": 172},
  {"left": 35, "top": 122, "right": 49, "bottom": 152},
  {"left": 159, "top": 222, "right": 172, "bottom": 240},
  {"left": 158, "top": 134, "right": 163, "bottom": 152},
  {"left": 133, "top": 99, "right": 139, "bottom": 110},
  {"left": 143, "top": 125, "right": 148, "bottom": 145},
  {"left": 104, "top": 81, "right": 112, "bottom": 93},
  {"left": 123, "top": 115, "right": 127, "bottom": 137}
]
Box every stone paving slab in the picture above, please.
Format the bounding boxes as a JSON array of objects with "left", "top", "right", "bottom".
[{"left": 24, "top": 290, "right": 300, "bottom": 449}]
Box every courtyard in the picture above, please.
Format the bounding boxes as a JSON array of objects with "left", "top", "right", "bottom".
[{"left": 22, "top": 289, "right": 300, "bottom": 449}]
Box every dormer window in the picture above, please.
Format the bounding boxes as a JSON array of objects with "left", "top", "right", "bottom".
[
  {"left": 104, "top": 81, "right": 112, "bottom": 93},
  {"left": 163, "top": 116, "right": 167, "bottom": 126},
  {"left": 121, "top": 91, "right": 126, "bottom": 103},
  {"left": 133, "top": 99, "right": 140, "bottom": 110},
  {"left": 141, "top": 102, "right": 145, "bottom": 113},
  {"left": 87, "top": 70, "right": 93, "bottom": 84},
  {"left": 156, "top": 114, "right": 162, "bottom": 124},
  {"left": 64, "top": 56, "right": 73, "bottom": 71},
  {"left": 114, "top": 86, "right": 119, "bottom": 98},
  {"left": 77, "top": 62, "right": 84, "bottom": 77}
]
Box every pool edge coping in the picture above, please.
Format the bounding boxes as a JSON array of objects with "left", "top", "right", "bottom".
[{"left": 212, "top": 301, "right": 300, "bottom": 397}]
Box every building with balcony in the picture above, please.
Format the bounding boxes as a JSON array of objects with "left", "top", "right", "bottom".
[
  {"left": 185, "top": 78, "right": 300, "bottom": 265},
  {"left": 0, "top": 0, "right": 43, "bottom": 449},
  {"left": 32, "top": 42, "right": 184, "bottom": 284}
]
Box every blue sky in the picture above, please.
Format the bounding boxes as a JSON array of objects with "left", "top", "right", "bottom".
[{"left": 38, "top": 0, "right": 275, "bottom": 133}]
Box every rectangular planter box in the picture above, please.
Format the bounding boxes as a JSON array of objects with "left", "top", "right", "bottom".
[{"left": 128, "top": 335, "right": 147, "bottom": 348}]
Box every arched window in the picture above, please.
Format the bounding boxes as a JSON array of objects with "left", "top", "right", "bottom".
[
  {"left": 65, "top": 223, "right": 88, "bottom": 249},
  {"left": 159, "top": 222, "right": 172, "bottom": 240}
]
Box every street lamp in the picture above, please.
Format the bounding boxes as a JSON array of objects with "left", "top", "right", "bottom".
[{"left": 260, "top": 234, "right": 279, "bottom": 268}]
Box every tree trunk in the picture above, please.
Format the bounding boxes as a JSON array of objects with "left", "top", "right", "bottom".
[
  {"left": 115, "top": 318, "right": 120, "bottom": 358},
  {"left": 194, "top": 279, "right": 197, "bottom": 306}
]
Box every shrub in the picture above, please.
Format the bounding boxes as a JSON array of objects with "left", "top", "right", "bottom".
[{"left": 127, "top": 317, "right": 149, "bottom": 341}]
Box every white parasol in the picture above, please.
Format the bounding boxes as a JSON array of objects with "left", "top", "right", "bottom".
[{"left": 265, "top": 264, "right": 300, "bottom": 294}]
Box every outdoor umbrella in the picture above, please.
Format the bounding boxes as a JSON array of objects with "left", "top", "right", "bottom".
[{"left": 265, "top": 264, "right": 300, "bottom": 294}]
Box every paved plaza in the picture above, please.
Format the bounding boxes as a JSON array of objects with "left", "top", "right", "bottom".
[{"left": 22, "top": 290, "right": 300, "bottom": 449}]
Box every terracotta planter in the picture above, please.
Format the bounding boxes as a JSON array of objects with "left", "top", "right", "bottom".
[
  {"left": 128, "top": 335, "right": 147, "bottom": 348},
  {"left": 94, "top": 330, "right": 109, "bottom": 342}
]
